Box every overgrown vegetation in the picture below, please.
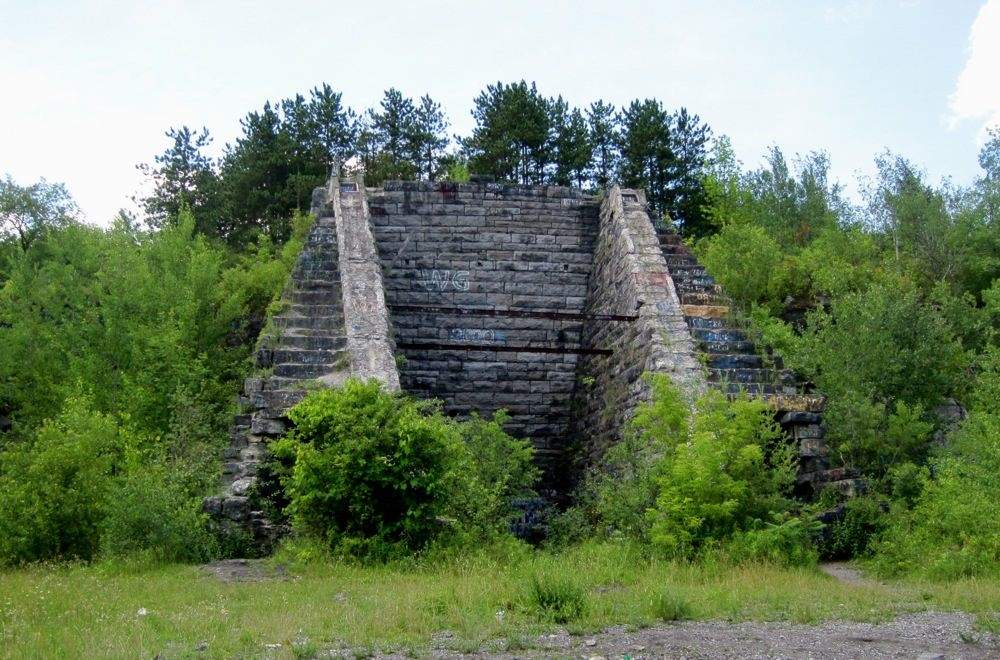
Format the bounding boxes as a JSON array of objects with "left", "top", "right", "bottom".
[
  {"left": 1, "top": 80, "right": 998, "bottom": 608},
  {"left": 268, "top": 380, "right": 538, "bottom": 561},
  {"left": 695, "top": 129, "right": 1000, "bottom": 577}
]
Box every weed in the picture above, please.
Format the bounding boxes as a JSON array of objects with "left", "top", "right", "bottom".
[
  {"left": 652, "top": 591, "right": 692, "bottom": 621},
  {"left": 527, "top": 573, "right": 588, "bottom": 623}
]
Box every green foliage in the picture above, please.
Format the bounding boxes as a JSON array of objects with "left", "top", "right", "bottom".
[
  {"left": 822, "top": 495, "right": 888, "bottom": 560},
  {"left": 779, "top": 283, "right": 965, "bottom": 476},
  {"left": 646, "top": 385, "right": 799, "bottom": 560},
  {"left": 526, "top": 573, "right": 588, "bottom": 623},
  {"left": 870, "top": 349, "right": 1000, "bottom": 579},
  {"left": 98, "top": 464, "right": 218, "bottom": 564},
  {"left": 0, "top": 173, "right": 77, "bottom": 255},
  {"left": 651, "top": 591, "right": 693, "bottom": 621},
  {"left": 697, "top": 223, "right": 795, "bottom": 311},
  {"left": 0, "top": 394, "right": 127, "bottom": 565},
  {"left": 565, "top": 375, "right": 810, "bottom": 565},
  {"left": 271, "top": 380, "right": 536, "bottom": 560},
  {"left": 463, "top": 81, "right": 553, "bottom": 185}
]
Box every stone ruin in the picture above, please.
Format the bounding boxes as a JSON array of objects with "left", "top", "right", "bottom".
[{"left": 204, "top": 175, "right": 858, "bottom": 545}]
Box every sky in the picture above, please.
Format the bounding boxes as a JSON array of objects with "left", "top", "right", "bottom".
[{"left": 1, "top": 0, "right": 998, "bottom": 225}]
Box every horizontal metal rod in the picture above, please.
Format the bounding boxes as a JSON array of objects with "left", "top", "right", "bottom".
[
  {"left": 388, "top": 304, "right": 637, "bottom": 323},
  {"left": 395, "top": 341, "right": 613, "bottom": 356}
]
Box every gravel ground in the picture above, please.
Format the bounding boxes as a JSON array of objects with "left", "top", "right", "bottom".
[{"left": 454, "top": 611, "right": 998, "bottom": 659}]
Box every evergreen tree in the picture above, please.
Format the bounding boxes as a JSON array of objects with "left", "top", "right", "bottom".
[
  {"left": 218, "top": 102, "right": 299, "bottom": 244},
  {"left": 587, "top": 100, "right": 619, "bottom": 190},
  {"left": 410, "top": 95, "right": 450, "bottom": 180},
  {"left": 137, "top": 126, "right": 220, "bottom": 234},
  {"left": 361, "top": 88, "right": 419, "bottom": 184},
  {"left": 463, "top": 81, "right": 551, "bottom": 184},
  {"left": 306, "top": 83, "right": 359, "bottom": 168},
  {"left": 549, "top": 97, "right": 592, "bottom": 188},
  {"left": 665, "top": 108, "right": 712, "bottom": 236},
  {"left": 618, "top": 99, "right": 673, "bottom": 222}
]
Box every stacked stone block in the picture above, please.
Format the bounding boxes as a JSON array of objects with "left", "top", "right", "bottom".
[{"left": 368, "top": 181, "right": 599, "bottom": 472}]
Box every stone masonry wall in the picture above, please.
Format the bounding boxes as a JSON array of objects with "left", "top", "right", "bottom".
[
  {"left": 573, "top": 187, "right": 707, "bottom": 460},
  {"left": 367, "top": 181, "right": 599, "bottom": 472}
]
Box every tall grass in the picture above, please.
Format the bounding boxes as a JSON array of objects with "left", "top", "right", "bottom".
[{"left": 1, "top": 541, "right": 998, "bottom": 657}]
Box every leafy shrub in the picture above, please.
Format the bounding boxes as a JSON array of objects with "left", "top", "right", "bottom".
[
  {"left": 99, "top": 465, "right": 217, "bottom": 563},
  {"left": 569, "top": 375, "right": 811, "bottom": 564},
  {"left": 870, "top": 352, "right": 1000, "bottom": 578},
  {"left": 646, "top": 383, "right": 801, "bottom": 561},
  {"left": 821, "top": 495, "right": 888, "bottom": 560},
  {"left": 0, "top": 395, "right": 127, "bottom": 565},
  {"left": 527, "top": 573, "right": 588, "bottom": 623},
  {"left": 724, "top": 516, "right": 821, "bottom": 566},
  {"left": 271, "top": 379, "right": 536, "bottom": 560},
  {"left": 697, "top": 223, "right": 798, "bottom": 311}
]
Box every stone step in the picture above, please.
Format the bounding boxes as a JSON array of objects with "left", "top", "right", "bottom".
[
  {"left": 709, "top": 367, "right": 793, "bottom": 385},
  {"left": 291, "top": 267, "right": 341, "bottom": 281},
  {"left": 658, "top": 245, "right": 691, "bottom": 255},
  {"left": 271, "top": 314, "right": 345, "bottom": 331},
  {"left": 680, "top": 291, "right": 727, "bottom": 306},
  {"left": 698, "top": 338, "right": 756, "bottom": 353},
  {"left": 757, "top": 393, "right": 826, "bottom": 412},
  {"left": 676, "top": 282, "right": 723, "bottom": 296},
  {"left": 263, "top": 347, "right": 347, "bottom": 366},
  {"left": 685, "top": 316, "right": 729, "bottom": 329},
  {"left": 722, "top": 382, "right": 784, "bottom": 395},
  {"left": 250, "top": 388, "right": 309, "bottom": 416},
  {"left": 664, "top": 254, "right": 699, "bottom": 267},
  {"left": 706, "top": 353, "right": 763, "bottom": 369},
  {"left": 691, "top": 327, "right": 750, "bottom": 343},
  {"left": 273, "top": 334, "right": 348, "bottom": 350},
  {"left": 288, "top": 289, "right": 343, "bottom": 305},
  {"left": 287, "top": 303, "right": 343, "bottom": 317},
  {"left": 673, "top": 275, "right": 717, "bottom": 289},
  {"left": 681, "top": 304, "right": 730, "bottom": 318},
  {"left": 273, "top": 362, "right": 339, "bottom": 379}
]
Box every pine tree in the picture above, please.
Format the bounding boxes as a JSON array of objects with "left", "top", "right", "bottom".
[
  {"left": 362, "top": 88, "right": 419, "bottom": 184},
  {"left": 618, "top": 99, "right": 673, "bottom": 221},
  {"left": 463, "top": 81, "right": 551, "bottom": 184},
  {"left": 587, "top": 100, "right": 619, "bottom": 190},
  {"left": 409, "top": 95, "right": 449, "bottom": 181},
  {"left": 549, "top": 97, "right": 592, "bottom": 188},
  {"left": 138, "top": 126, "right": 220, "bottom": 234}
]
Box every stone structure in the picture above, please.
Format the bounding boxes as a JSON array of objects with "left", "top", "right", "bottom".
[{"left": 207, "top": 177, "right": 849, "bottom": 541}]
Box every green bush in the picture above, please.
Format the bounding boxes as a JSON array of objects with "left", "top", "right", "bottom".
[
  {"left": 0, "top": 395, "right": 127, "bottom": 565},
  {"left": 646, "top": 384, "right": 801, "bottom": 561},
  {"left": 527, "top": 573, "right": 588, "bottom": 623},
  {"left": 821, "top": 495, "right": 888, "bottom": 560},
  {"left": 870, "top": 351, "right": 1000, "bottom": 578},
  {"left": 569, "top": 375, "right": 811, "bottom": 564},
  {"left": 98, "top": 465, "right": 217, "bottom": 564},
  {"left": 697, "top": 223, "right": 799, "bottom": 311},
  {"left": 271, "top": 379, "right": 536, "bottom": 560}
]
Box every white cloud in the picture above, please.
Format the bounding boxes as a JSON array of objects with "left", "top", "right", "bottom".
[{"left": 949, "top": 0, "right": 1000, "bottom": 138}]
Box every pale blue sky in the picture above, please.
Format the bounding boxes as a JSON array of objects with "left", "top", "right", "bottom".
[{"left": 2, "top": 0, "right": 998, "bottom": 224}]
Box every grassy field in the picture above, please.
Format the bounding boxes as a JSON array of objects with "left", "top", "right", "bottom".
[{"left": 1, "top": 541, "right": 998, "bottom": 658}]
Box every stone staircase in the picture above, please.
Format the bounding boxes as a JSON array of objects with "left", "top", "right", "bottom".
[
  {"left": 654, "top": 227, "right": 861, "bottom": 499},
  {"left": 204, "top": 212, "right": 352, "bottom": 546}
]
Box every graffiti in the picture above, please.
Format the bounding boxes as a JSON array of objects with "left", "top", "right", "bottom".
[
  {"left": 449, "top": 328, "right": 507, "bottom": 343},
  {"left": 417, "top": 269, "right": 470, "bottom": 292}
]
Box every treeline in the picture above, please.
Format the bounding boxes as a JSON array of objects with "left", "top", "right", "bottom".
[{"left": 141, "top": 81, "right": 713, "bottom": 246}]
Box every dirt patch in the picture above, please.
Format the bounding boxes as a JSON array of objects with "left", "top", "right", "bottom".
[
  {"left": 819, "top": 561, "right": 875, "bottom": 587},
  {"left": 200, "top": 559, "right": 289, "bottom": 583},
  {"left": 446, "top": 612, "right": 995, "bottom": 659}
]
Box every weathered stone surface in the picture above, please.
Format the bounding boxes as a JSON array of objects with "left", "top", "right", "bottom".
[{"left": 209, "top": 177, "right": 843, "bottom": 548}]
